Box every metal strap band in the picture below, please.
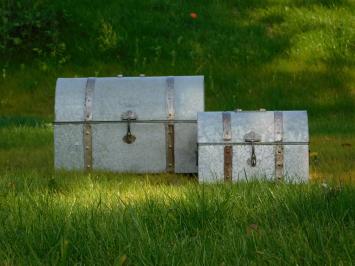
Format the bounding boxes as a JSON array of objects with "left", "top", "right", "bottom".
[
  {"left": 223, "top": 112, "right": 232, "bottom": 181},
  {"left": 166, "top": 77, "right": 175, "bottom": 172},
  {"left": 223, "top": 112, "right": 232, "bottom": 140},
  {"left": 166, "top": 124, "right": 175, "bottom": 173},
  {"left": 224, "top": 146, "right": 233, "bottom": 181},
  {"left": 274, "top": 111, "right": 284, "bottom": 180},
  {"left": 83, "top": 78, "right": 95, "bottom": 171},
  {"left": 166, "top": 77, "right": 175, "bottom": 120}
]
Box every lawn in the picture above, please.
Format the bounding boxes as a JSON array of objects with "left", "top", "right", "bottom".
[{"left": 0, "top": 0, "right": 354, "bottom": 264}]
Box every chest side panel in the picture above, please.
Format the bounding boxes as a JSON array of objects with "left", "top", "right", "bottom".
[
  {"left": 198, "top": 112, "right": 275, "bottom": 143},
  {"left": 283, "top": 111, "right": 309, "bottom": 142},
  {"left": 197, "top": 110, "right": 309, "bottom": 182},
  {"left": 175, "top": 123, "right": 198, "bottom": 173},
  {"left": 198, "top": 145, "right": 224, "bottom": 182},
  {"left": 284, "top": 145, "right": 309, "bottom": 181},
  {"left": 92, "top": 123, "right": 166, "bottom": 172},
  {"left": 197, "top": 112, "right": 224, "bottom": 144},
  {"left": 232, "top": 112, "right": 275, "bottom": 142},
  {"left": 92, "top": 76, "right": 204, "bottom": 121},
  {"left": 174, "top": 76, "right": 204, "bottom": 120},
  {"left": 233, "top": 145, "right": 275, "bottom": 180},
  {"left": 55, "top": 78, "right": 87, "bottom": 122},
  {"left": 54, "top": 124, "right": 84, "bottom": 169},
  {"left": 93, "top": 77, "right": 166, "bottom": 121}
]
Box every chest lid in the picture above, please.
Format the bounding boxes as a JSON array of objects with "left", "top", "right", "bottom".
[
  {"left": 55, "top": 76, "right": 204, "bottom": 122},
  {"left": 197, "top": 111, "right": 309, "bottom": 144}
]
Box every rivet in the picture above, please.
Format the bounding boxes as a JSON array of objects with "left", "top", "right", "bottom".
[
  {"left": 86, "top": 146, "right": 89, "bottom": 150},
  {"left": 86, "top": 131, "right": 90, "bottom": 135}
]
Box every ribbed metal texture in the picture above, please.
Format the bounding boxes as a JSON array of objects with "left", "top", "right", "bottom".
[
  {"left": 54, "top": 76, "right": 204, "bottom": 173},
  {"left": 198, "top": 111, "right": 309, "bottom": 182}
]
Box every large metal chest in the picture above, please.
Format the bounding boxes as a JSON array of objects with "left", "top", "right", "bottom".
[
  {"left": 54, "top": 76, "right": 204, "bottom": 173},
  {"left": 197, "top": 110, "right": 309, "bottom": 182}
]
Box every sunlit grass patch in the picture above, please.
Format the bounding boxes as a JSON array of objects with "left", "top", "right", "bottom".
[
  {"left": 310, "top": 134, "right": 354, "bottom": 182},
  {"left": 0, "top": 0, "right": 354, "bottom": 263},
  {"left": 0, "top": 172, "right": 353, "bottom": 265}
]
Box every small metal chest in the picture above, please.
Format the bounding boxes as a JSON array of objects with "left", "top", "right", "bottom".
[
  {"left": 197, "top": 110, "right": 309, "bottom": 182},
  {"left": 54, "top": 76, "right": 204, "bottom": 173}
]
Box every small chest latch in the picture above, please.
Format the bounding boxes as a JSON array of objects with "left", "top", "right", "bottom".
[
  {"left": 244, "top": 131, "right": 261, "bottom": 167},
  {"left": 121, "top": 111, "right": 137, "bottom": 144}
]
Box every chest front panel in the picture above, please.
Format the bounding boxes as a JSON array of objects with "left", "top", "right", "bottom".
[
  {"left": 197, "top": 111, "right": 309, "bottom": 182},
  {"left": 54, "top": 76, "right": 204, "bottom": 173}
]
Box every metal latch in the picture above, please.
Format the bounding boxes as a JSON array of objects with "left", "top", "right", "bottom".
[
  {"left": 244, "top": 131, "right": 261, "bottom": 167},
  {"left": 121, "top": 111, "right": 137, "bottom": 144}
]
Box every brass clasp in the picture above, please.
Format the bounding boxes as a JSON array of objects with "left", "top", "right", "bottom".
[
  {"left": 121, "top": 111, "right": 137, "bottom": 144},
  {"left": 244, "top": 131, "right": 261, "bottom": 167}
]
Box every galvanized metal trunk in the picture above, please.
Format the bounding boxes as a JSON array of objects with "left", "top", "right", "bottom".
[
  {"left": 54, "top": 76, "right": 204, "bottom": 173},
  {"left": 197, "top": 111, "right": 309, "bottom": 182}
]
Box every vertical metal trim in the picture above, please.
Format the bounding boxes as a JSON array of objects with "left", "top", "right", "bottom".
[
  {"left": 166, "top": 124, "right": 175, "bottom": 173},
  {"left": 166, "top": 77, "right": 175, "bottom": 173},
  {"left": 223, "top": 112, "right": 232, "bottom": 140},
  {"left": 166, "top": 77, "right": 175, "bottom": 120},
  {"left": 223, "top": 112, "right": 232, "bottom": 181},
  {"left": 224, "top": 146, "right": 233, "bottom": 181},
  {"left": 274, "top": 111, "right": 284, "bottom": 180},
  {"left": 83, "top": 78, "right": 95, "bottom": 171}
]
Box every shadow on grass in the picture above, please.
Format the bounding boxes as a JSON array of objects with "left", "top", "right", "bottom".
[
  {"left": 0, "top": 116, "right": 47, "bottom": 128},
  {"left": 0, "top": 180, "right": 353, "bottom": 265}
]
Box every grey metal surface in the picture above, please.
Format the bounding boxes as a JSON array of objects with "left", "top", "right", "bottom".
[
  {"left": 55, "top": 76, "right": 204, "bottom": 122},
  {"left": 198, "top": 144, "right": 309, "bottom": 182},
  {"left": 198, "top": 111, "right": 309, "bottom": 182},
  {"left": 92, "top": 123, "right": 166, "bottom": 172},
  {"left": 55, "top": 78, "right": 87, "bottom": 122},
  {"left": 54, "top": 124, "right": 84, "bottom": 170},
  {"left": 234, "top": 145, "right": 275, "bottom": 180},
  {"left": 284, "top": 145, "right": 309, "bottom": 182},
  {"left": 198, "top": 111, "right": 308, "bottom": 144},
  {"left": 283, "top": 111, "right": 309, "bottom": 142},
  {"left": 55, "top": 75, "right": 204, "bottom": 173},
  {"left": 198, "top": 145, "right": 224, "bottom": 182},
  {"left": 174, "top": 123, "right": 198, "bottom": 173}
]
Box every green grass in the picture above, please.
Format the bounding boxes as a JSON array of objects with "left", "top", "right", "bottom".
[
  {"left": 0, "top": 171, "right": 354, "bottom": 265},
  {"left": 0, "top": 0, "right": 354, "bottom": 264},
  {"left": 0, "top": 112, "right": 353, "bottom": 266},
  {"left": 1, "top": 0, "right": 354, "bottom": 121}
]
